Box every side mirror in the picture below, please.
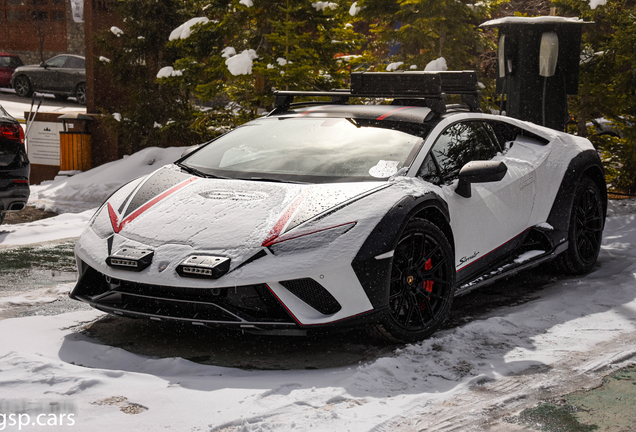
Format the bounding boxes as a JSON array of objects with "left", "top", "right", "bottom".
[
  {"left": 455, "top": 160, "right": 508, "bottom": 198},
  {"left": 40, "top": 62, "right": 48, "bottom": 68}
]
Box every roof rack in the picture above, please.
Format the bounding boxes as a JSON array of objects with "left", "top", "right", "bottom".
[{"left": 271, "top": 71, "right": 481, "bottom": 115}]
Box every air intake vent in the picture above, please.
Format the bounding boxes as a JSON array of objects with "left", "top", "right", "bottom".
[{"left": 279, "top": 278, "right": 341, "bottom": 315}]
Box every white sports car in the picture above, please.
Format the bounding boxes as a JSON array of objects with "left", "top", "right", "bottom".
[{"left": 71, "top": 72, "right": 606, "bottom": 342}]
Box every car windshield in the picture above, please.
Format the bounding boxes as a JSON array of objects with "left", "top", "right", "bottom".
[{"left": 181, "top": 117, "right": 427, "bottom": 183}]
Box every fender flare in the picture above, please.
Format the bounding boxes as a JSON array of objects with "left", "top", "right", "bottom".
[
  {"left": 352, "top": 192, "right": 451, "bottom": 309},
  {"left": 546, "top": 149, "right": 607, "bottom": 239}
]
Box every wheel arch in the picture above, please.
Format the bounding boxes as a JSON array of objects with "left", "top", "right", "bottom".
[
  {"left": 12, "top": 73, "right": 32, "bottom": 88},
  {"left": 546, "top": 149, "right": 608, "bottom": 237},
  {"left": 352, "top": 192, "right": 452, "bottom": 310},
  {"left": 412, "top": 204, "right": 455, "bottom": 255}
]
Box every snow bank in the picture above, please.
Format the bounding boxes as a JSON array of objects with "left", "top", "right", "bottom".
[{"left": 29, "top": 147, "right": 187, "bottom": 214}]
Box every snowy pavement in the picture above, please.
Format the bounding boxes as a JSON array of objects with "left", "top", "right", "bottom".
[
  {"left": 0, "top": 150, "right": 635, "bottom": 431},
  {"left": 0, "top": 89, "right": 84, "bottom": 122}
]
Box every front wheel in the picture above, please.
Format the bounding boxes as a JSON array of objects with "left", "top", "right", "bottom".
[
  {"left": 556, "top": 176, "right": 604, "bottom": 275},
  {"left": 14, "top": 76, "right": 32, "bottom": 98},
  {"left": 75, "top": 83, "right": 86, "bottom": 105},
  {"left": 373, "top": 219, "right": 456, "bottom": 343}
]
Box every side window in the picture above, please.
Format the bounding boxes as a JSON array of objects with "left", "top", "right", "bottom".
[
  {"left": 46, "top": 56, "right": 67, "bottom": 68},
  {"left": 64, "top": 57, "right": 85, "bottom": 69},
  {"left": 429, "top": 121, "right": 500, "bottom": 184}
]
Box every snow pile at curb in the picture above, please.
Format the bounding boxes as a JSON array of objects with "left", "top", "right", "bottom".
[{"left": 29, "top": 147, "right": 187, "bottom": 213}]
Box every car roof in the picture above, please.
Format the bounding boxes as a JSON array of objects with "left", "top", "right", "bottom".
[
  {"left": 269, "top": 71, "right": 481, "bottom": 124},
  {"left": 274, "top": 104, "right": 437, "bottom": 124}
]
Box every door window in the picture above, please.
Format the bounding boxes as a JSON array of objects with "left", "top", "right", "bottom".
[
  {"left": 46, "top": 56, "right": 67, "bottom": 68},
  {"left": 428, "top": 121, "right": 501, "bottom": 184}
]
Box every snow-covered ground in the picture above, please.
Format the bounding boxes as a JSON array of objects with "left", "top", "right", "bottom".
[{"left": 0, "top": 149, "right": 635, "bottom": 431}]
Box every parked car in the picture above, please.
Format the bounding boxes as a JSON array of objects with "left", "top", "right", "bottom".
[
  {"left": 0, "top": 53, "right": 23, "bottom": 88},
  {"left": 0, "top": 104, "right": 29, "bottom": 225},
  {"left": 70, "top": 71, "right": 607, "bottom": 342},
  {"left": 11, "top": 54, "right": 86, "bottom": 105}
]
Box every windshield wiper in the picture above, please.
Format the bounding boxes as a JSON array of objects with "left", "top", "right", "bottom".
[
  {"left": 177, "top": 163, "right": 229, "bottom": 179},
  {"left": 242, "top": 177, "right": 308, "bottom": 184}
]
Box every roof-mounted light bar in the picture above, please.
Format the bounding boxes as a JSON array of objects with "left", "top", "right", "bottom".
[{"left": 271, "top": 70, "right": 481, "bottom": 114}]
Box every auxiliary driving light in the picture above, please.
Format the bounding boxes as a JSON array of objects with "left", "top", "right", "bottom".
[
  {"left": 106, "top": 248, "right": 154, "bottom": 271},
  {"left": 176, "top": 255, "right": 231, "bottom": 279}
]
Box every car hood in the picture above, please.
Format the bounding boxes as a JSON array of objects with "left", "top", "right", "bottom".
[{"left": 89, "top": 165, "right": 388, "bottom": 251}]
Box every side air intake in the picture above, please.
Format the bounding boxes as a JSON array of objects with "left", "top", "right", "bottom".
[{"left": 279, "top": 278, "right": 342, "bottom": 315}]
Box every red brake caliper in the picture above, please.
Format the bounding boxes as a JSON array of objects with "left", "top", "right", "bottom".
[{"left": 419, "top": 258, "right": 434, "bottom": 310}]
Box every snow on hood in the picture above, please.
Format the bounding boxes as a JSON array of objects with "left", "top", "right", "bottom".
[{"left": 93, "top": 166, "right": 387, "bottom": 251}]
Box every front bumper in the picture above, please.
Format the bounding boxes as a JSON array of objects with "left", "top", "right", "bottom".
[{"left": 70, "top": 258, "right": 384, "bottom": 334}]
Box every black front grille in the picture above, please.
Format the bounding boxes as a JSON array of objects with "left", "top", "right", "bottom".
[
  {"left": 279, "top": 278, "right": 342, "bottom": 315},
  {"left": 71, "top": 265, "right": 294, "bottom": 324}
]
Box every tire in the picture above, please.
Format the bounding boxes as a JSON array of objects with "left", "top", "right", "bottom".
[
  {"left": 556, "top": 176, "right": 604, "bottom": 275},
  {"left": 13, "top": 76, "right": 33, "bottom": 98},
  {"left": 75, "top": 83, "right": 86, "bottom": 105},
  {"left": 372, "top": 219, "right": 456, "bottom": 343},
  {"left": 0, "top": 212, "right": 5, "bottom": 225}
]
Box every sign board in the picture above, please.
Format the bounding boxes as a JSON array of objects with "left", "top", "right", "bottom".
[{"left": 26, "top": 121, "right": 60, "bottom": 166}]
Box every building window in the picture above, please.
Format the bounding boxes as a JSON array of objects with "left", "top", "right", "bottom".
[
  {"left": 7, "top": 10, "right": 26, "bottom": 20},
  {"left": 30, "top": 10, "right": 47, "bottom": 20}
]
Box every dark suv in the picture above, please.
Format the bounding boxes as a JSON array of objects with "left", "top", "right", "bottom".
[
  {"left": 11, "top": 54, "right": 86, "bottom": 105},
  {"left": 0, "top": 104, "right": 29, "bottom": 224}
]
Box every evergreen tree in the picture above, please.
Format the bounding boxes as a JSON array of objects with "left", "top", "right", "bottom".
[
  {"left": 94, "top": 0, "right": 201, "bottom": 155},
  {"left": 554, "top": 0, "right": 636, "bottom": 192}
]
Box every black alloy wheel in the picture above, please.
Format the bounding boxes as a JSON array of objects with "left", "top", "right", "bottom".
[
  {"left": 75, "top": 83, "right": 86, "bottom": 105},
  {"left": 14, "top": 76, "right": 32, "bottom": 98},
  {"left": 558, "top": 176, "right": 604, "bottom": 274},
  {"left": 374, "top": 219, "right": 456, "bottom": 342}
]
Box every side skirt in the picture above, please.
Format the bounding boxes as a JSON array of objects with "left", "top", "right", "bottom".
[{"left": 455, "top": 241, "right": 568, "bottom": 296}]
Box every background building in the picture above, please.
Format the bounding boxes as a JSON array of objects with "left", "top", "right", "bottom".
[{"left": 0, "top": 0, "right": 85, "bottom": 65}]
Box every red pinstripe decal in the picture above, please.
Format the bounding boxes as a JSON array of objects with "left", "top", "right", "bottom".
[
  {"left": 261, "top": 189, "right": 310, "bottom": 246},
  {"left": 108, "top": 177, "right": 197, "bottom": 233},
  {"left": 376, "top": 106, "right": 414, "bottom": 121},
  {"left": 264, "top": 221, "right": 356, "bottom": 247}
]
